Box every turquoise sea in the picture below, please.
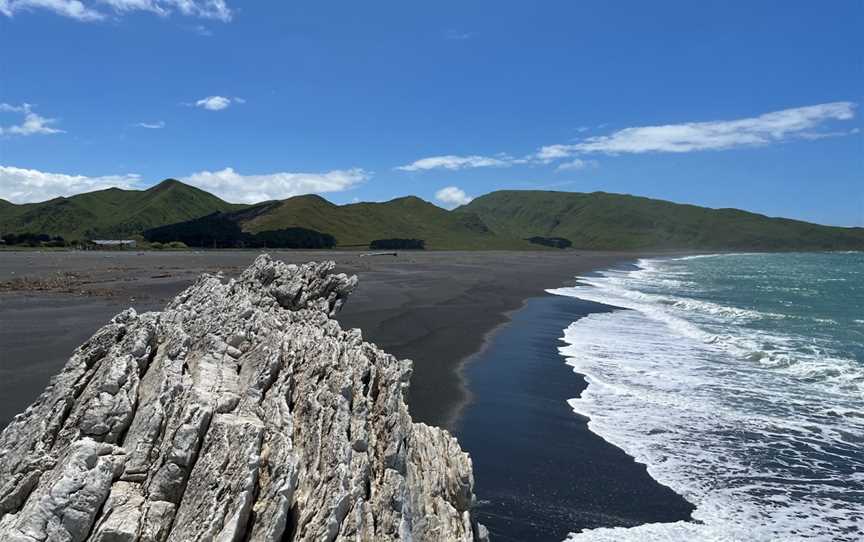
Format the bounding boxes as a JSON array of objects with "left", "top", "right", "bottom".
[{"left": 552, "top": 252, "right": 864, "bottom": 541}]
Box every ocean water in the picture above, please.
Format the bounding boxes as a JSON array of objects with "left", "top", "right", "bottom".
[{"left": 549, "top": 252, "right": 864, "bottom": 542}]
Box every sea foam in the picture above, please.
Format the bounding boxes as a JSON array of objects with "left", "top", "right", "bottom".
[{"left": 551, "top": 254, "right": 864, "bottom": 541}]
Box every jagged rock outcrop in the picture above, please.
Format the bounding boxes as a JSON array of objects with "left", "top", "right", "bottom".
[{"left": 0, "top": 255, "right": 488, "bottom": 542}]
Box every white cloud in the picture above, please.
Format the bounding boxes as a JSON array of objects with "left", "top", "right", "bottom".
[
  {"left": 556, "top": 158, "right": 597, "bottom": 172},
  {"left": 0, "top": 0, "right": 104, "bottom": 20},
  {"left": 533, "top": 144, "right": 572, "bottom": 163},
  {"left": 434, "top": 186, "right": 473, "bottom": 208},
  {"left": 0, "top": 165, "right": 140, "bottom": 203},
  {"left": 0, "top": 0, "right": 232, "bottom": 21},
  {"left": 135, "top": 120, "right": 165, "bottom": 129},
  {"left": 537, "top": 102, "right": 857, "bottom": 157},
  {"left": 796, "top": 129, "right": 858, "bottom": 140},
  {"left": 0, "top": 103, "right": 64, "bottom": 136},
  {"left": 167, "top": 0, "right": 230, "bottom": 21},
  {"left": 182, "top": 167, "right": 369, "bottom": 203},
  {"left": 192, "top": 95, "right": 242, "bottom": 111},
  {"left": 393, "top": 103, "right": 856, "bottom": 175},
  {"left": 0, "top": 103, "right": 27, "bottom": 113},
  {"left": 396, "top": 154, "right": 512, "bottom": 172}
]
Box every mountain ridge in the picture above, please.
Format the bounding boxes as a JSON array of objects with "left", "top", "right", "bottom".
[
  {"left": 146, "top": 191, "right": 517, "bottom": 249},
  {"left": 2, "top": 181, "right": 863, "bottom": 250},
  {"left": 457, "top": 190, "right": 864, "bottom": 250},
  {"left": 0, "top": 180, "right": 243, "bottom": 240}
]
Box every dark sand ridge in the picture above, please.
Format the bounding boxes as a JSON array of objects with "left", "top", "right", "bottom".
[{"left": 0, "top": 249, "right": 640, "bottom": 429}]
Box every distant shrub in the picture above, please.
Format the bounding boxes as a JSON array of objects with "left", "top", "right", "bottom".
[
  {"left": 145, "top": 213, "right": 243, "bottom": 248},
  {"left": 526, "top": 236, "right": 572, "bottom": 249},
  {"left": 1, "top": 233, "right": 66, "bottom": 247},
  {"left": 43, "top": 236, "right": 68, "bottom": 247},
  {"left": 369, "top": 238, "right": 425, "bottom": 250},
  {"left": 251, "top": 228, "right": 336, "bottom": 249},
  {"left": 149, "top": 242, "right": 164, "bottom": 250},
  {"left": 144, "top": 214, "right": 336, "bottom": 249},
  {"left": 165, "top": 241, "right": 189, "bottom": 249}
]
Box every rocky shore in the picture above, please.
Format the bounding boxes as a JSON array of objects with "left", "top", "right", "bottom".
[{"left": 0, "top": 255, "right": 487, "bottom": 541}]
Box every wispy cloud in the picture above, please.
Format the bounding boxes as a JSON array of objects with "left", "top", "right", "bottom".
[
  {"left": 556, "top": 158, "right": 597, "bottom": 172},
  {"left": 182, "top": 167, "right": 369, "bottom": 203},
  {"left": 191, "top": 23, "right": 213, "bottom": 36},
  {"left": 191, "top": 95, "right": 243, "bottom": 111},
  {"left": 399, "top": 103, "right": 857, "bottom": 174},
  {"left": 135, "top": 120, "right": 165, "bottom": 129},
  {"left": 0, "top": 0, "right": 103, "bottom": 21},
  {"left": 537, "top": 102, "right": 857, "bottom": 157},
  {"left": 0, "top": 165, "right": 140, "bottom": 203},
  {"left": 0, "top": 0, "right": 233, "bottom": 22},
  {"left": 0, "top": 103, "right": 64, "bottom": 136},
  {"left": 434, "top": 186, "right": 473, "bottom": 208},
  {"left": 396, "top": 154, "right": 519, "bottom": 172}
]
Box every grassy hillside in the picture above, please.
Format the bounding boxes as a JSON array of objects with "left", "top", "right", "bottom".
[
  {"left": 5, "top": 183, "right": 862, "bottom": 250},
  {"left": 158, "top": 194, "right": 522, "bottom": 249},
  {"left": 238, "top": 194, "right": 520, "bottom": 249},
  {"left": 0, "top": 180, "right": 242, "bottom": 240},
  {"left": 458, "top": 190, "right": 864, "bottom": 250}
]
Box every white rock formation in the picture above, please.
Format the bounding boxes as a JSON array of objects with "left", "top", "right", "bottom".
[{"left": 0, "top": 255, "right": 488, "bottom": 541}]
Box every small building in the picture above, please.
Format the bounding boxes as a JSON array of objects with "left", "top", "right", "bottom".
[{"left": 87, "top": 239, "right": 138, "bottom": 249}]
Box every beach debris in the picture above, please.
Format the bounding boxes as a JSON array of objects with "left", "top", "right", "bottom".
[
  {"left": 0, "top": 271, "right": 81, "bottom": 292},
  {"left": 359, "top": 252, "right": 398, "bottom": 257},
  {"left": 0, "top": 254, "right": 487, "bottom": 541}
]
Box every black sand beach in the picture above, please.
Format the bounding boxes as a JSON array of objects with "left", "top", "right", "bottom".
[
  {"left": 455, "top": 294, "right": 695, "bottom": 541},
  {"left": 0, "top": 249, "right": 695, "bottom": 539},
  {"left": 0, "top": 249, "right": 636, "bottom": 428}
]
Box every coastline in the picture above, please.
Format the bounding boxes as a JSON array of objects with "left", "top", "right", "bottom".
[
  {"left": 0, "top": 249, "right": 648, "bottom": 429},
  {"left": 0, "top": 249, "right": 702, "bottom": 538},
  {"left": 549, "top": 252, "right": 864, "bottom": 541},
  {"left": 336, "top": 251, "right": 650, "bottom": 428},
  {"left": 453, "top": 287, "right": 696, "bottom": 541}
]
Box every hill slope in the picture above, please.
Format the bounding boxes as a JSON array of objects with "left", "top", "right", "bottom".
[
  {"left": 241, "top": 195, "right": 515, "bottom": 248},
  {"left": 458, "top": 190, "right": 864, "bottom": 250},
  {"left": 147, "top": 194, "right": 519, "bottom": 249},
  {"left": 4, "top": 183, "right": 862, "bottom": 250},
  {"left": 0, "top": 180, "right": 241, "bottom": 240}
]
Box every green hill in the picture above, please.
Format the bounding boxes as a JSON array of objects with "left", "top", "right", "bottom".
[
  {"left": 148, "top": 194, "right": 520, "bottom": 249},
  {"left": 0, "top": 180, "right": 242, "bottom": 241},
  {"left": 457, "top": 190, "right": 864, "bottom": 250},
  {"left": 4, "top": 182, "right": 862, "bottom": 250},
  {"left": 239, "top": 194, "right": 516, "bottom": 249}
]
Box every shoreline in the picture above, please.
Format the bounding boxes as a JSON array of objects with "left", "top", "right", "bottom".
[
  {"left": 0, "top": 250, "right": 656, "bottom": 434},
  {"left": 0, "top": 249, "right": 700, "bottom": 538},
  {"left": 544, "top": 251, "right": 864, "bottom": 540},
  {"left": 333, "top": 251, "right": 656, "bottom": 428},
  {"left": 0, "top": 250, "right": 662, "bottom": 430},
  {"left": 454, "top": 290, "right": 696, "bottom": 540}
]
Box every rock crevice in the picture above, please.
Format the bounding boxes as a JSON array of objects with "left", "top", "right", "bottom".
[{"left": 0, "top": 255, "right": 487, "bottom": 541}]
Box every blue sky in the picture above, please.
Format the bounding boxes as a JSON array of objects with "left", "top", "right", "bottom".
[{"left": 1, "top": 1, "right": 862, "bottom": 226}]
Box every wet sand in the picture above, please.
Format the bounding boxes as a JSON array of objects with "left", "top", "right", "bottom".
[
  {"left": 455, "top": 294, "right": 695, "bottom": 541},
  {"left": 0, "top": 249, "right": 639, "bottom": 429}
]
